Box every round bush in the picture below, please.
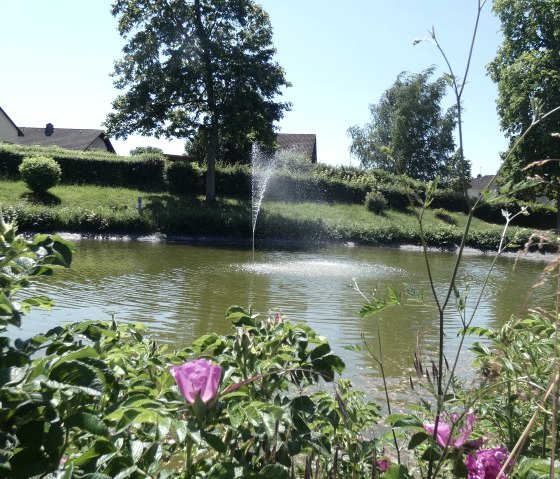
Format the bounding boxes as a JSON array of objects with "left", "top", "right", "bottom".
[
  {"left": 364, "top": 190, "right": 387, "bottom": 214},
  {"left": 19, "top": 156, "right": 61, "bottom": 193}
]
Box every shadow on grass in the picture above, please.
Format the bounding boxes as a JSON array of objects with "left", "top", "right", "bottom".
[
  {"left": 143, "top": 194, "right": 252, "bottom": 235},
  {"left": 21, "top": 191, "right": 62, "bottom": 206}
]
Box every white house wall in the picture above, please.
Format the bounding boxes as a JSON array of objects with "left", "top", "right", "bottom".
[{"left": 0, "top": 112, "right": 19, "bottom": 143}]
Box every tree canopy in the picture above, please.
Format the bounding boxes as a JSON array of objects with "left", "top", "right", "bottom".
[
  {"left": 487, "top": 0, "right": 560, "bottom": 209},
  {"left": 104, "top": 0, "right": 290, "bottom": 201},
  {"left": 348, "top": 68, "right": 462, "bottom": 186}
]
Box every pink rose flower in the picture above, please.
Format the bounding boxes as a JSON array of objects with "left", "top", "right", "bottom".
[
  {"left": 376, "top": 458, "right": 390, "bottom": 472},
  {"left": 170, "top": 358, "right": 221, "bottom": 404},
  {"left": 424, "top": 412, "right": 482, "bottom": 450},
  {"left": 465, "top": 447, "right": 511, "bottom": 479}
]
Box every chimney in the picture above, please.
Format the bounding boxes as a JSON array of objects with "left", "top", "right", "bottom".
[{"left": 45, "top": 123, "right": 54, "bottom": 136}]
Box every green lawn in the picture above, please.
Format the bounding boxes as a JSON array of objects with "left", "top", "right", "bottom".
[{"left": 0, "top": 179, "right": 546, "bottom": 250}]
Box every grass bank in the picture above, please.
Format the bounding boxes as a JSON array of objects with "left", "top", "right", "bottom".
[{"left": 0, "top": 179, "right": 551, "bottom": 250}]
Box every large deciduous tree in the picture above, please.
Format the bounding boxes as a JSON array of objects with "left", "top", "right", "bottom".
[
  {"left": 105, "top": 0, "right": 290, "bottom": 201},
  {"left": 348, "top": 67, "right": 462, "bottom": 185},
  {"left": 487, "top": 0, "right": 560, "bottom": 221}
]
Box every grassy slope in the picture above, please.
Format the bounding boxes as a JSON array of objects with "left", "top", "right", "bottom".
[{"left": 0, "top": 179, "right": 542, "bottom": 249}]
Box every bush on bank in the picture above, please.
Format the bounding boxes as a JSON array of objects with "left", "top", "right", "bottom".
[{"left": 18, "top": 156, "right": 61, "bottom": 193}]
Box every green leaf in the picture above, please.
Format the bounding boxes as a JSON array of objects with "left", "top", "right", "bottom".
[
  {"left": 515, "top": 457, "right": 560, "bottom": 479},
  {"left": 257, "top": 464, "right": 290, "bottom": 478},
  {"left": 310, "top": 342, "right": 331, "bottom": 360},
  {"left": 80, "top": 474, "right": 114, "bottom": 479},
  {"left": 45, "top": 422, "right": 66, "bottom": 458},
  {"left": 382, "top": 464, "right": 414, "bottom": 479},
  {"left": 48, "top": 359, "right": 104, "bottom": 394},
  {"left": 17, "top": 421, "right": 45, "bottom": 448},
  {"left": 66, "top": 412, "right": 110, "bottom": 437},
  {"left": 387, "top": 414, "right": 423, "bottom": 428},
  {"left": 113, "top": 467, "right": 138, "bottom": 479},
  {"left": 21, "top": 296, "right": 55, "bottom": 312},
  {"left": 9, "top": 448, "right": 49, "bottom": 478},
  {"left": 408, "top": 431, "right": 429, "bottom": 449},
  {"left": 388, "top": 286, "right": 402, "bottom": 305},
  {"left": 72, "top": 439, "right": 117, "bottom": 467},
  {"left": 203, "top": 432, "right": 227, "bottom": 453}
]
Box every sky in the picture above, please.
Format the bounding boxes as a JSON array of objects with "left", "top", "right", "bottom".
[{"left": 0, "top": 1, "right": 505, "bottom": 176}]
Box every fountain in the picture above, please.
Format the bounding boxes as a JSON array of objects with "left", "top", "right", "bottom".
[{"left": 251, "top": 145, "right": 278, "bottom": 257}]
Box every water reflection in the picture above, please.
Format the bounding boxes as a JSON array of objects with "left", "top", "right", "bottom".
[{"left": 16, "top": 241, "right": 554, "bottom": 395}]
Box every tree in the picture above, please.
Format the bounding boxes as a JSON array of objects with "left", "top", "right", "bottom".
[
  {"left": 348, "top": 68, "right": 461, "bottom": 185},
  {"left": 129, "top": 146, "right": 165, "bottom": 157},
  {"left": 105, "top": 0, "right": 290, "bottom": 201},
  {"left": 487, "top": 0, "right": 560, "bottom": 225}
]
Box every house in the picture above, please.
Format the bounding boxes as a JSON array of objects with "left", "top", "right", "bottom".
[
  {"left": 0, "top": 106, "right": 23, "bottom": 144},
  {"left": 276, "top": 133, "right": 317, "bottom": 163},
  {"left": 17, "top": 123, "right": 116, "bottom": 153},
  {"left": 0, "top": 106, "right": 116, "bottom": 153},
  {"left": 468, "top": 174, "right": 496, "bottom": 198}
]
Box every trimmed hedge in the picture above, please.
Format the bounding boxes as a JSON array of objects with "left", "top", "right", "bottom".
[
  {"left": 167, "top": 161, "right": 205, "bottom": 195},
  {"left": 473, "top": 198, "right": 557, "bottom": 229},
  {"left": 0, "top": 144, "right": 166, "bottom": 190}
]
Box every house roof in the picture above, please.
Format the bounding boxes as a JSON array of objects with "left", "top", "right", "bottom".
[
  {"left": 276, "top": 133, "right": 317, "bottom": 163},
  {"left": 0, "top": 106, "right": 23, "bottom": 136},
  {"left": 470, "top": 174, "right": 495, "bottom": 189},
  {"left": 17, "top": 125, "right": 115, "bottom": 153}
]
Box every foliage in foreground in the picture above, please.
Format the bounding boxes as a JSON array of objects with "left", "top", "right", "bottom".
[{"left": 1, "top": 222, "right": 386, "bottom": 478}]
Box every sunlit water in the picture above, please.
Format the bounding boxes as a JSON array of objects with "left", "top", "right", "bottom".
[{"left": 13, "top": 240, "right": 556, "bottom": 402}]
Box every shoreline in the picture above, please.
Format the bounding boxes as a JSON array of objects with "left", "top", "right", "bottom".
[{"left": 35, "top": 230, "right": 558, "bottom": 261}]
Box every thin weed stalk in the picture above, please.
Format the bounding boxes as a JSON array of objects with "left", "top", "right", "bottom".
[{"left": 413, "top": 1, "right": 560, "bottom": 476}]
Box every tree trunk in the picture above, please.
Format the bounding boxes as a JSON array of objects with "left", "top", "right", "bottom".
[
  {"left": 194, "top": 0, "right": 217, "bottom": 203},
  {"left": 206, "top": 118, "right": 218, "bottom": 203},
  {"left": 556, "top": 183, "right": 560, "bottom": 235}
]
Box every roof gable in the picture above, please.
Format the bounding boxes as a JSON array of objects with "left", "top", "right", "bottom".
[
  {"left": 470, "top": 174, "right": 495, "bottom": 189},
  {"left": 276, "top": 133, "right": 317, "bottom": 163},
  {"left": 0, "top": 106, "right": 23, "bottom": 136},
  {"left": 17, "top": 126, "right": 115, "bottom": 153}
]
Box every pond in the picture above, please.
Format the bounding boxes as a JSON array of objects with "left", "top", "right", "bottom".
[{"left": 15, "top": 239, "right": 555, "bottom": 400}]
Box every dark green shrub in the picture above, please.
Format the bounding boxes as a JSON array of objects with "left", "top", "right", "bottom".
[
  {"left": 473, "top": 198, "right": 556, "bottom": 228},
  {"left": 433, "top": 207, "right": 458, "bottom": 225},
  {"left": 18, "top": 156, "right": 61, "bottom": 192},
  {"left": 364, "top": 190, "right": 387, "bottom": 214},
  {"left": 215, "top": 163, "right": 251, "bottom": 198},
  {"left": 166, "top": 161, "right": 205, "bottom": 195},
  {"left": 377, "top": 184, "right": 411, "bottom": 209},
  {"left": 431, "top": 189, "right": 469, "bottom": 212}
]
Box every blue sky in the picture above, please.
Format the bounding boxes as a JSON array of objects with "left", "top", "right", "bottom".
[{"left": 1, "top": 1, "right": 505, "bottom": 176}]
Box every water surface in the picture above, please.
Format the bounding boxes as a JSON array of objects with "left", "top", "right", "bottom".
[{"left": 17, "top": 240, "right": 554, "bottom": 398}]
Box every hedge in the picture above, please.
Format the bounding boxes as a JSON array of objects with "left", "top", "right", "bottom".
[{"left": 0, "top": 144, "right": 166, "bottom": 190}]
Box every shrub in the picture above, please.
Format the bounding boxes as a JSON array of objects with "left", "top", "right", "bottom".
[
  {"left": 431, "top": 188, "right": 469, "bottom": 212},
  {"left": 433, "top": 207, "right": 458, "bottom": 225},
  {"left": 18, "top": 156, "right": 61, "bottom": 193},
  {"left": 377, "top": 184, "right": 411, "bottom": 210},
  {"left": 275, "top": 150, "right": 313, "bottom": 174},
  {"left": 364, "top": 190, "right": 387, "bottom": 214},
  {"left": 166, "top": 161, "right": 205, "bottom": 195}
]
